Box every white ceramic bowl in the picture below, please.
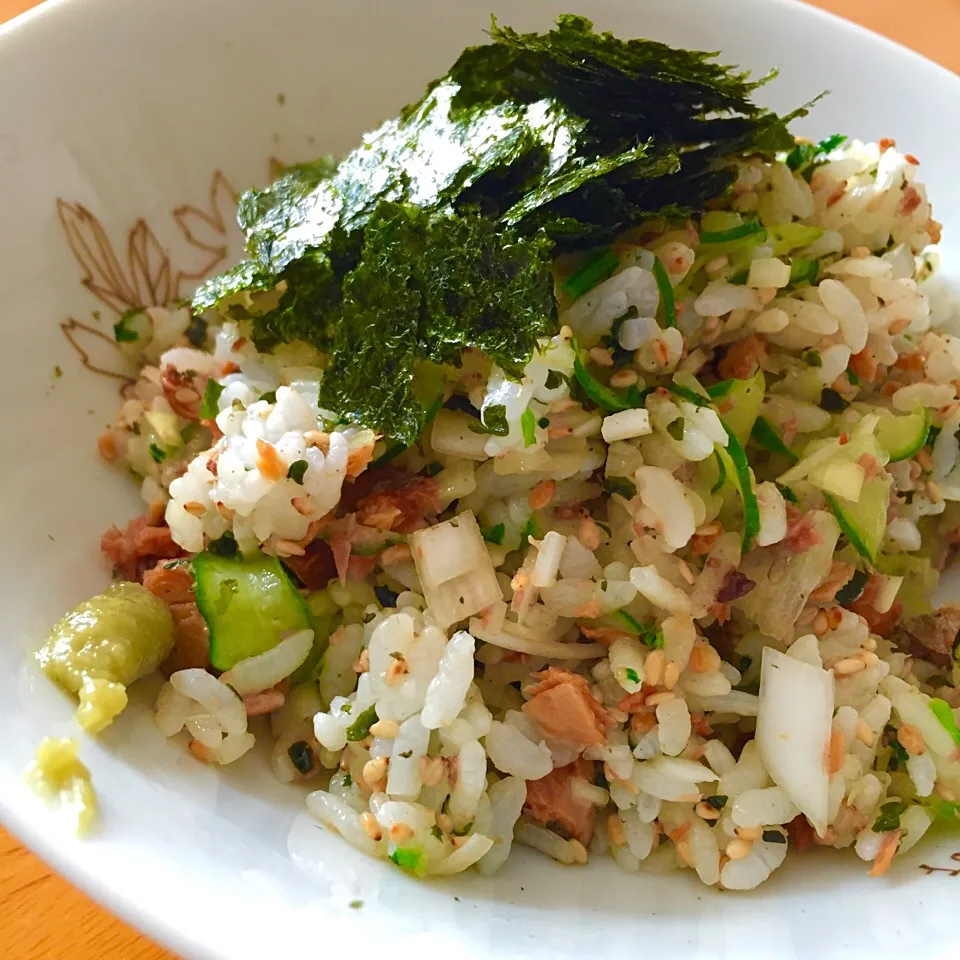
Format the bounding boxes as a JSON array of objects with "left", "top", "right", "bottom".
[{"left": 3, "top": 1, "right": 960, "bottom": 957}]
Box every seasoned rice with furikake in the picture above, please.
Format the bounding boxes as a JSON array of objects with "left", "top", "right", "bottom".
[{"left": 36, "top": 15, "right": 960, "bottom": 888}]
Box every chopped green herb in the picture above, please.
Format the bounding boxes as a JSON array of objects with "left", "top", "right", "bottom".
[
  {"left": 374, "top": 584, "right": 400, "bottom": 608},
  {"left": 762, "top": 829, "right": 787, "bottom": 844},
  {"left": 113, "top": 307, "right": 144, "bottom": 342},
  {"left": 520, "top": 408, "right": 537, "bottom": 447},
  {"left": 785, "top": 134, "right": 847, "bottom": 181},
  {"left": 345, "top": 704, "right": 378, "bottom": 741},
  {"left": 343, "top": 772, "right": 352, "bottom": 787},
  {"left": 699, "top": 218, "right": 766, "bottom": 245},
  {"left": 818, "top": 388, "right": 848, "bottom": 413},
  {"left": 287, "top": 740, "right": 315, "bottom": 774},
  {"left": 704, "top": 795, "right": 728, "bottom": 810},
  {"left": 788, "top": 258, "right": 819, "bottom": 286},
  {"left": 847, "top": 369, "right": 861, "bottom": 387},
  {"left": 481, "top": 522, "right": 506, "bottom": 545},
  {"left": 778, "top": 484, "right": 798, "bottom": 503},
  {"left": 349, "top": 900, "right": 364, "bottom": 910},
  {"left": 390, "top": 846, "right": 427, "bottom": 876},
  {"left": 287, "top": 459, "right": 309, "bottom": 484},
  {"left": 872, "top": 799, "right": 907, "bottom": 833},
  {"left": 519, "top": 515, "right": 541, "bottom": 548},
  {"left": 885, "top": 727, "right": 909, "bottom": 770},
  {"left": 431, "top": 825, "right": 444, "bottom": 841},
  {"left": 563, "top": 247, "right": 619, "bottom": 299},
  {"left": 480, "top": 403, "right": 510, "bottom": 437},
  {"left": 207, "top": 531, "right": 239, "bottom": 558},
  {"left": 835, "top": 568, "right": 869, "bottom": 605},
  {"left": 801, "top": 349, "right": 822, "bottom": 368},
  {"left": 199, "top": 378, "right": 225, "bottom": 420},
  {"left": 603, "top": 476, "right": 637, "bottom": 500},
  {"left": 399, "top": 750, "right": 413, "bottom": 759},
  {"left": 652, "top": 256, "right": 676, "bottom": 328},
  {"left": 624, "top": 667, "right": 641, "bottom": 684},
  {"left": 148, "top": 442, "right": 166, "bottom": 464},
  {"left": 930, "top": 698, "right": 960, "bottom": 746}
]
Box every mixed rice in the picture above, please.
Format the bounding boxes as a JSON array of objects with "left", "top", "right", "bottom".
[{"left": 45, "top": 133, "right": 960, "bottom": 890}]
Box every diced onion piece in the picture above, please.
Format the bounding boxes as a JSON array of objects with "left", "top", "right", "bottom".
[
  {"left": 601, "top": 409, "right": 652, "bottom": 442},
  {"left": 430, "top": 409, "right": 490, "bottom": 461},
  {"left": 747, "top": 258, "right": 791, "bottom": 289},
  {"left": 756, "top": 647, "right": 835, "bottom": 835},
  {"left": 531, "top": 531, "right": 566, "bottom": 588},
  {"left": 219, "top": 629, "right": 314, "bottom": 695},
  {"left": 410, "top": 511, "right": 503, "bottom": 629}
]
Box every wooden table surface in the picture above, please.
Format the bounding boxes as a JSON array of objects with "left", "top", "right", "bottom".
[{"left": 1, "top": 0, "right": 958, "bottom": 957}]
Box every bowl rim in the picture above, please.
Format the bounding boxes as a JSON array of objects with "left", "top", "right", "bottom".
[{"left": 2, "top": 0, "right": 959, "bottom": 957}]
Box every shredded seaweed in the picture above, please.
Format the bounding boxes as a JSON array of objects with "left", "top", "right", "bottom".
[{"left": 193, "top": 15, "right": 809, "bottom": 440}]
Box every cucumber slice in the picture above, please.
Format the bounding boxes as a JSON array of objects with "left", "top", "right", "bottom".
[
  {"left": 194, "top": 551, "right": 314, "bottom": 671},
  {"left": 824, "top": 474, "right": 891, "bottom": 564},
  {"left": 876, "top": 409, "right": 929, "bottom": 462},
  {"left": 710, "top": 369, "right": 765, "bottom": 445}
]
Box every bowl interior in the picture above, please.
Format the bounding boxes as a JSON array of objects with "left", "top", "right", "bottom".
[{"left": 2, "top": 1, "right": 960, "bottom": 958}]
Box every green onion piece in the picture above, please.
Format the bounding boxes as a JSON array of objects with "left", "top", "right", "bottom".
[
  {"left": 750, "top": 417, "right": 798, "bottom": 463},
  {"left": 930, "top": 698, "right": 960, "bottom": 746},
  {"left": 720, "top": 421, "right": 760, "bottom": 552},
  {"left": 199, "top": 379, "right": 224, "bottom": 420},
  {"left": 699, "top": 219, "right": 767, "bottom": 245},
  {"left": 520, "top": 408, "right": 537, "bottom": 447},
  {"left": 847, "top": 369, "right": 861, "bottom": 387},
  {"left": 667, "top": 383, "right": 711, "bottom": 407},
  {"left": 624, "top": 667, "right": 640, "bottom": 684},
  {"left": 345, "top": 704, "right": 378, "bottom": 741},
  {"left": 148, "top": 442, "right": 166, "bottom": 464},
  {"left": 706, "top": 379, "right": 734, "bottom": 399},
  {"left": 710, "top": 448, "right": 727, "bottom": 494},
  {"left": 652, "top": 256, "right": 676, "bottom": 328},
  {"left": 563, "top": 248, "right": 620, "bottom": 300},
  {"left": 604, "top": 476, "right": 637, "bottom": 500},
  {"left": 573, "top": 353, "right": 629, "bottom": 413},
  {"left": 802, "top": 350, "right": 822, "bottom": 368},
  {"left": 481, "top": 523, "right": 506, "bottom": 546},
  {"left": 789, "top": 258, "right": 819, "bottom": 285}
]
